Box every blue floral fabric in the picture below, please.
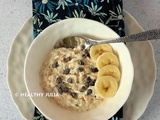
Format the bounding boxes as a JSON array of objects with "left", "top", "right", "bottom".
[{"left": 32, "top": 0, "right": 125, "bottom": 119}]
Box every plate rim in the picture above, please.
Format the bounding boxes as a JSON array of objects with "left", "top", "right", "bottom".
[{"left": 7, "top": 10, "right": 156, "bottom": 120}]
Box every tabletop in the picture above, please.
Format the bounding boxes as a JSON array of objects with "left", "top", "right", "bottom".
[{"left": 0, "top": 0, "right": 160, "bottom": 120}]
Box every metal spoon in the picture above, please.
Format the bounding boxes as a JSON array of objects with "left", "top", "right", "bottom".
[{"left": 80, "top": 28, "right": 160, "bottom": 50}]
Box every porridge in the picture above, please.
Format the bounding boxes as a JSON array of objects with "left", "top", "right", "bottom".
[{"left": 40, "top": 37, "right": 120, "bottom": 112}]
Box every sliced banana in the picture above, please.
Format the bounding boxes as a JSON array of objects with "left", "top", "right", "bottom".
[
  {"left": 96, "top": 52, "right": 119, "bottom": 69},
  {"left": 89, "top": 44, "right": 113, "bottom": 61},
  {"left": 95, "top": 76, "right": 118, "bottom": 99},
  {"left": 98, "top": 65, "right": 121, "bottom": 83}
]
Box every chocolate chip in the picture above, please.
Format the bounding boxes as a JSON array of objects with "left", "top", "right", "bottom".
[
  {"left": 77, "top": 67, "right": 84, "bottom": 72},
  {"left": 90, "top": 67, "right": 98, "bottom": 73},
  {"left": 86, "top": 76, "right": 92, "bottom": 83},
  {"left": 87, "top": 89, "right": 92, "bottom": 95},
  {"left": 75, "top": 103, "right": 79, "bottom": 106},
  {"left": 78, "top": 60, "right": 84, "bottom": 65},
  {"left": 85, "top": 81, "right": 90, "bottom": 88},
  {"left": 67, "top": 78, "right": 73, "bottom": 83},
  {"left": 63, "top": 68, "right": 70, "bottom": 75},
  {"left": 84, "top": 49, "right": 90, "bottom": 57},
  {"left": 85, "top": 77, "right": 92, "bottom": 87},
  {"left": 90, "top": 79, "right": 96, "bottom": 86},
  {"left": 52, "top": 62, "right": 59, "bottom": 68},
  {"left": 56, "top": 77, "right": 62, "bottom": 84},
  {"left": 55, "top": 84, "right": 61, "bottom": 89},
  {"left": 63, "top": 87, "right": 69, "bottom": 93},
  {"left": 58, "top": 87, "right": 63, "bottom": 94},
  {"left": 80, "top": 86, "right": 87, "bottom": 92},
  {"left": 64, "top": 57, "right": 71, "bottom": 62},
  {"left": 82, "top": 54, "right": 87, "bottom": 58},
  {"left": 70, "top": 92, "right": 77, "bottom": 99}
]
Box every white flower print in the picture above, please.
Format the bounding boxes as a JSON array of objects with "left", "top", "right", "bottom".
[
  {"left": 56, "top": 0, "right": 72, "bottom": 10},
  {"left": 112, "top": 117, "right": 118, "bottom": 120},
  {"left": 85, "top": 2, "right": 107, "bottom": 17},
  {"left": 32, "top": 9, "right": 38, "bottom": 24},
  {"left": 42, "top": 10, "right": 60, "bottom": 23},
  {"left": 101, "top": 0, "right": 109, "bottom": 3},
  {"left": 109, "top": 4, "right": 123, "bottom": 20},
  {"left": 72, "top": 10, "right": 86, "bottom": 18},
  {"left": 42, "top": 0, "right": 48, "bottom": 4},
  {"left": 99, "top": 16, "right": 112, "bottom": 25}
]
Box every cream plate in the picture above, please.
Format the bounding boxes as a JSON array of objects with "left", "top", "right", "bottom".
[{"left": 7, "top": 11, "right": 156, "bottom": 120}]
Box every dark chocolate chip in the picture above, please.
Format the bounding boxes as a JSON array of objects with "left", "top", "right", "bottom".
[
  {"left": 77, "top": 67, "right": 84, "bottom": 72},
  {"left": 64, "top": 57, "right": 71, "bottom": 62},
  {"left": 63, "top": 87, "right": 69, "bottom": 93},
  {"left": 75, "top": 103, "right": 79, "bottom": 106},
  {"left": 86, "top": 76, "right": 92, "bottom": 83},
  {"left": 85, "top": 77, "right": 92, "bottom": 87},
  {"left": 84, "top": 49, "right": 90, "bottom": 57},
  {"left": 85, "top": 81, "right": 90, "bottom": 88},
  {"left": 82, "top": 54, "right": 87, "bottom": 58},
  {"left": 90, "top": 67, "right": 98, "bottom": 73},
  {"left": 58, "top": 87, "right": 63, "bottom": 94},
  {"left": 70, "top": 92, "right": 77, "bottom": 99},
  {"left": 87, "top": 89, "right": 92, "bottom": 95},
  {"left": 56, "top": 77, "right": 62, "bottom": 84},
  {"left": 63, "top": 68, "right": 70, "bottom": 75},
  {"left": 80, "top": 86, "right": 87, "bottom": 92},
  {"left": 52, "top": 62, "right": 59, "bottom": 68},
  {"left": 55, "top": 84, "right": 61, "bottom": 89},
  {"left": 90, "top": 79, "right": 96, "bottom": 86},
  {"left": 67, "top": 78, "right": 73, "bottom": 83},
  {"left": 78, "top": 60, "right": 85, "bottom": 65}
]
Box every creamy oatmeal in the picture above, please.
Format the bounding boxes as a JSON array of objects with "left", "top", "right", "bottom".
[{"left": 40, "top": 42, "right": 104, "bottom": 112}]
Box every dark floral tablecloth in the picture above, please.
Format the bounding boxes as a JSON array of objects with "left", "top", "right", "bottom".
[{"left": 32, "top": 0, "right": 125, "bottom": 119}]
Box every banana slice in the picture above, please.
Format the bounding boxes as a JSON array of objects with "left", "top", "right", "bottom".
[
  {"left": 96, "top": 52, "right": 119, "bottom": 69},
  {"left": 95, "top": 76, "right": 118, "bottom": 99},
  {"left": 98, "top": 65, "right": 121, "bottom": 83},
  {"left": 89, "top": 44, "right": 113, "bottom": 61}
]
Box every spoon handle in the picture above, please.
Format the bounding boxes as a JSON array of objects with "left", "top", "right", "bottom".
[{"left": 98, "top": 28, "right": 160, "bottom": 44}]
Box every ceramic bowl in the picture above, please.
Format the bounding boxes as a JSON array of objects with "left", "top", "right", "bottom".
[{"left": 24, "top": 18, "right": 134, "bottom": 120}]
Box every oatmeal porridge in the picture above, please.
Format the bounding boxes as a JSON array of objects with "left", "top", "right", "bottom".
[{"left": 40, "top": 42, "right": 104, "bottom": 112}]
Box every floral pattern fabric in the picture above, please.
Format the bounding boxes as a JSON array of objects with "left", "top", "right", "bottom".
[{"left": 32, "top": 0, "right": 125, "bottom": 119}]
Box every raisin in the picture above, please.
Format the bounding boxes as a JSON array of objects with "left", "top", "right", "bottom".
[
  {"left": 63, "top": 68, "right": 70, "bottom": 75},
  {"left": 87, "top": 89, "right": 92, "bottom": 95}
]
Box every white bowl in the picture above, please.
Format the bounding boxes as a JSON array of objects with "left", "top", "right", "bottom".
[{"left": 24, "top": 18, "right": 134, "bottom": 120}]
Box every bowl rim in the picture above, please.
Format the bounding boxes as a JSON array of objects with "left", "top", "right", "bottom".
[{"left": 24, "top": 18, "right": 134, "bottom": 120}]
